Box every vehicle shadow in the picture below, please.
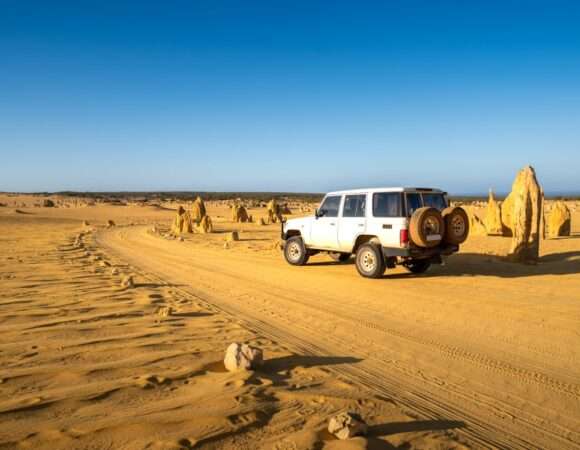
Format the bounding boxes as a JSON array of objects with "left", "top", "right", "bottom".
[
  {"left": 386, "top": 252, "right": 580, "bottom": 279},
  {"left": 304, "top": 251, "right": 580, "bottom": 278}
]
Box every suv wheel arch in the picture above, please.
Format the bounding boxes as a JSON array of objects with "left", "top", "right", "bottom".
[{"left": 352, "top": 234, "right": 381, "bottom": 254}]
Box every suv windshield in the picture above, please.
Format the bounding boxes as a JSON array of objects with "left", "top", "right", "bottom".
[{"left": 319, "top": 195, "right": 341, "bottom": 217}]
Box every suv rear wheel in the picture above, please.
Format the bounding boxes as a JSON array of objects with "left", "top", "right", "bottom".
[
  {"left": 284, "top": 236, "right": 309, "bottom": 266},
  {"left": 355, "top": 243, "right": 385, "bottom": 278}
]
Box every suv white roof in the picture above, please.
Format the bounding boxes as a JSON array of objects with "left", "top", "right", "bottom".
[{"left": 325, "top": 187, "right": 445, "bottom": 196}]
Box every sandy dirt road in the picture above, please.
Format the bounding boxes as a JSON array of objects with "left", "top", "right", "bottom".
[{"left": 99, "top": 225, "right": 580, "bottom": 449}]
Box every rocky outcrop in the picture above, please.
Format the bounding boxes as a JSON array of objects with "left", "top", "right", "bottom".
[
  {"left": 507, "top": 166, "right": 543, "bottom": 263},
  {"left": 468, "top": 211, "right": 487, "bottom": 237},
  {"left": 328, "top": 412, "right": 368, "bottom": 440},
  {"left": 198, "top": 215, "right": 213, "bottom": 234},
  {"left": 267, "top": 199, "right": 283, "bottom": 224},
  {"left": 171, "top": 206, "right": 194, "bottom": 234},
  {"left": 548, "top": 201, "right": 571, "bottom": 238},
  {"left": 485, "top": 190, "right": 503, "bottom": 235},
  {"left": 223, "top": 343, "right": 263, "bottom": 372},
  {"left": 232, "top": 205, "right": 249, "bottom": 223},
  {"left": 501, "top": 193, "right": 515, "bottom": 236},
  {"left": 191, "top": 196, "right": 206, "bottom": 223}
]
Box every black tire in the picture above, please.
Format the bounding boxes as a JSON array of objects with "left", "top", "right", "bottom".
[
  {"left": 409, "top": 207, "right": 445, "bottom": 248},
  {"left": 355, "top": 243, "right": 385, "bottom": 278},
  {"left": 329, "top": 252, "right": 351, "bottom": 263},
  {"left": 441, "top": 206, "right": 469, "bottom": 245},
  {"left": 284, "top": 236, "right": 309, "bottom": 266},
  {"left": 404, "top": 259, "right": 431, "bottom": 274}
]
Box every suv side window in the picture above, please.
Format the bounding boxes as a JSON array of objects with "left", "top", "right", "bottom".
[
  {"left": 319, "top": 195, "right": 341, "bottom": 218},
  {"left": 422, "top": 193, "right": 447, "bottom": 210},
  {"left": 373, "top": 193, "right": 402, "bottom": 217},
  {"left": 343, "top": 194, "right": 366, "bottom": 218},
  {"left": 406, "top": 193, "right": 422, "bottom": 216}
]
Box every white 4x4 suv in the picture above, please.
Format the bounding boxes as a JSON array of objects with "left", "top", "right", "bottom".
[{"left": 281, "top": 187, "right": 469, "bottom": 278}]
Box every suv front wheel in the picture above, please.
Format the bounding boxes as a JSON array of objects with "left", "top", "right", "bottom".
[
  {"left": 284, "top": 236, "right": 309, "bottom": 266},
  {"left": 355, "top": 243, "right": 385, "bottom": 278}
]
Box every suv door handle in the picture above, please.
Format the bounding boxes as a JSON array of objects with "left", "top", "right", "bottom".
[
  {"left": 329, "top": 223, "right": 336, "bottom": 226},
  {"left": 357, "top": 223, "right": 364, "bottom": 227}
]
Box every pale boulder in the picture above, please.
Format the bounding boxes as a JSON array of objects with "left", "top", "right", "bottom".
[
  {"left": 223, "top": 343, "right": 263, "bottom": 372},
  {"left": 328, "top": 412, "right": 368, "bottom": 440}
]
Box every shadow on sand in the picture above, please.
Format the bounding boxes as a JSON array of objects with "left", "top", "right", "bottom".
[{"left": 305, "top": 250, "right": 580, "bottom": 278}]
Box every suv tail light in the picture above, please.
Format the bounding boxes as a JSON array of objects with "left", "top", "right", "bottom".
[{"left": 400, "top": 229, "right": 409, "bottom": 247}]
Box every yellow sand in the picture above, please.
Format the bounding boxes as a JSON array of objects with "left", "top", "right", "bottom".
[{"left": 1, "top": 194, "right": 579, "bottom": 449}]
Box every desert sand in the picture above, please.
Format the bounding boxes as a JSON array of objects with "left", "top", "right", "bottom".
[{"left": 1, "top": 194, "right": 579, "bottom": 449}]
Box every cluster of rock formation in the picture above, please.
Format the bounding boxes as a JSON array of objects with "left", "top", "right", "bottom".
[
  {"left": 170, "top": 197, "right": 213, "bottom": 235},
  {"left": 474, "top": 165, "right": 573, "bottom": 262}
]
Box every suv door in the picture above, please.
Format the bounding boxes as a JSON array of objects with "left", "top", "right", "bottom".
[
  {"left": 338, "top": 194, "right": 367, "bottom": 252},
  {"left": 309, "top": 195, "right": 341, "bottom": 249},
  {"left": 367, "top": 192, "right": 405, "bottom": 247}
]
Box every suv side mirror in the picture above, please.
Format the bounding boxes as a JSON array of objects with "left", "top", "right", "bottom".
[{"left": 315, "top": 208, "right": 326, "bottom": 218}]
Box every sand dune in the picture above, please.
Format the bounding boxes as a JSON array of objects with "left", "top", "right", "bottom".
[{"left": 1, "top": 196, "right": 579, "bottom": 449}]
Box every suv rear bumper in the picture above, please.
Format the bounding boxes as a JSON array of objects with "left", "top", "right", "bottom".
[{"left": 382, "top": 244, "right": 459, "bottom": 258}]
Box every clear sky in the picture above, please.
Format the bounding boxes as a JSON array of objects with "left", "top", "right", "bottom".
[{"left": 1, "top": 1, "right": 579, "bottom": 195}]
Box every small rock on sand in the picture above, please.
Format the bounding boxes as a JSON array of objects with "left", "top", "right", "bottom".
[
  {"left": 224, "top": 343, "right": 263, "bottom": 372},
  {"left": 121, "top": 275, "right": 134, "bottom": 289},
  {"left": 328, "top": 412, "right": 368, "bottom": 440},
  {"left": 157, "top": 306, "right": 173, "bottom": 317},
  {"left": 226, "top": 231, "right": 239, "bottom": 242}
]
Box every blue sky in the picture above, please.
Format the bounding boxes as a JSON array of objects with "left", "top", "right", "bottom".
[{"left": 1, "top": 1, "right": 579, "bottom": 195}]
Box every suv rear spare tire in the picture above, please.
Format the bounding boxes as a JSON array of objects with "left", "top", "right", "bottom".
[
  {"left": 441, "top": 206, "right": 469, "bottom": 244},
  {"left": 409, "top": 207, "right": 444, "bottom": 248},
  {"left": 355, "top": 243, "right": 385, "bottom": 278},
  {"left": 284, "top": 236, "right": 309, "bottom": 266}
]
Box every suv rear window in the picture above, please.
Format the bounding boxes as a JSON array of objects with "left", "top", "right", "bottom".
[
  {"left": 405, "top": 192, "right": 447, "bottom": 216},
  {"left": 423, "top": 193, "right": 447, "bottom": 210},
  {"left": 406, "top": 193, "right": 422, "bottom": 216},
  {"left": 372, "top": 193, "right": 402, "bottom": 217}
]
